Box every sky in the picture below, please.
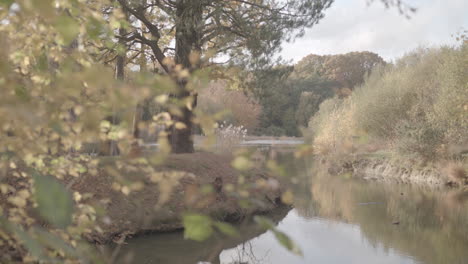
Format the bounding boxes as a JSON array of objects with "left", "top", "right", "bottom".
[{"left": 280, "top": 0, "right": 468, "bottom": 62}]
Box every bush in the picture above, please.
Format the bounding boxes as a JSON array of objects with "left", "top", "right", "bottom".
[
  {"left": 394, "top": 119, "right": 445, "bottom": 160},
  {"left": 308, "top": 97, "right": 356, "bottom": 155},
  {"left": 429, "top": 43, "right": 468, "bottom": 145},
  {"left": 260, "top": 125, "right": 286, "bottom": 137},
  {"left": 309, "top": 43, "right": 468, "bottom": 160}
]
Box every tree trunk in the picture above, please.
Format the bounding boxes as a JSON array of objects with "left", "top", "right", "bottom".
[
  {"left": 132, "top": 103, "right": 144, "bottom": 139},
  {"left": 168, "top": 0, "right": 203, "bottom": 153},
  {"left": 132, "top": 36, "right": 147, "bottom": 140},
  {"left": 101, "top": 26, "right": 126, "bottom": 156}
]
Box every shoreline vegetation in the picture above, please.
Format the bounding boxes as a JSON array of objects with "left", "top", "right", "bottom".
[
  {"left": 321, "top": 154, "right": 467, "bottom": 188},
  {"left": 308, "top": 44, "right": 467, "bottom": 187}
]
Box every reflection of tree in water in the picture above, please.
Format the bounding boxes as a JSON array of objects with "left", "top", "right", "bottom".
[
  {"left": 224, "top": 241, "right": 270, "bottom": 264},
  {"left": 301, "top": 164, "right": 468, "bottom": 264}
]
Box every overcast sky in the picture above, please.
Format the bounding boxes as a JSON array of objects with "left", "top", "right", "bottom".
[{"left": 280, "top": 0, "right": 468, "bottom": 62}]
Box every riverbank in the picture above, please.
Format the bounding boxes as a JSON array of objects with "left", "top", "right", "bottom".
[
  {"left": 322, "top": 154, "right": 467, "bottom": 188},
  {"left": 65, "top": 151, "right": 283, "bottom": 244}
]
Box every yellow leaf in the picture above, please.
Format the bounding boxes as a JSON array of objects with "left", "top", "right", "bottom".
[
  {"left": 175, "top": 122, "right": 187, "bottom": 130},
  {"left": 121, "top": 186, "right": 130, "bottom": 196},
  {"left": 8, "top": 196, "right": 27, "bottom": 207},
  {"left": 155, "top": 95, "right": 169, "bottom": 104},
  {"left": 281, "top": 190, "right": 294, "bottom": 205},
  {"left": 231, "top": 156, "right": 252, "bottom": 171}
]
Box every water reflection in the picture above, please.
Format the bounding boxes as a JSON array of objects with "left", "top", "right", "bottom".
[
  {"left": 303, "top": 173, "right": 468, "bottom": 264},
  {"left": 110, "top": 156, "right": 468, "bottom": 264},
  {"left": 221, "top": 210, "right": 419, "bottom": 264},
  {"left": 105, "top": 207, "right": 291, "bottom": 264}
]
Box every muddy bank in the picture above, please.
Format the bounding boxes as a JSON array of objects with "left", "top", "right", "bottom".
[
  {"left": 66, "top": 152, "right": 283, "bottom": 244},
  {"left": 325, "top": 156, "right": 467, "bottom": 188}
]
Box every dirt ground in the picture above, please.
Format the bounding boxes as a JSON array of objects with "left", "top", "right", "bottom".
[{"left": 64, "top": 151, "right": 283, "bottom": 244}]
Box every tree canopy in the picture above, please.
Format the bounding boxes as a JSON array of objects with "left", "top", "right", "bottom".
[
  {"left": 112, "top": 0, "right": 334, "bottom": 152},
  {"left": 292, "top": 51, "right": 386, "bottom": 90},
  {"left": 116, "top": 0, "right": 334, "bottom": 69}
]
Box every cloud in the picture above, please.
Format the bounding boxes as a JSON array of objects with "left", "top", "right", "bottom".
[{"left": 281, "top": 0, "right": 468, "bottom": 62}]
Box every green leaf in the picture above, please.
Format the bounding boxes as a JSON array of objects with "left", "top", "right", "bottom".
[
  {"left": 272, "top": 229, "right": 303, "bottom": 256},
  {"left": 34, "top": 228, "right": 80, "bottom": 258},
  {"left": 0, "top": 0, "right": 14, "bottom": 8},
  {"left": 213, "top": 221, "right": 238, "bottom": 237},
  {"left": 85, "top": 17, "right": 104, "bottom": 40},
  {"left": 14, "top": 85, "right": 30, "bottom": 101},
  {"left": 55, "top": 15, "right": 80, "bottom": 45},
  {"left": 254, "top": 216, "right": 302, "bottom": 256},
  {"left": 182, "top": 213, "right": 213, "bottom": 241},
  {"left": 33, "top": 170, "right": 74, "bottom": 229},
  {"left": 2, "top": 219, "right": 79, "bottom": 262},
  {"left": 35, "top": 53, "right": 49, "bottom": 71},
  {"left": 11, "top": 226, "right": 51, "bottom": 262},
  {"left": 253, "top": 215, "right": 275, "bottom": 230}
]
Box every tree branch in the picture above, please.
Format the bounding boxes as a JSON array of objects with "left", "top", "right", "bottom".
[
  {"left": 117, "top": 0, "right": 161, "bottom": 40},
  {"left": 117, "top": 32, "right": 169, "bottom": 73}
]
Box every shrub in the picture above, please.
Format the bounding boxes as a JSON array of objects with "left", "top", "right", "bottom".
[
  {"left": 309, "top": 97, "right": 356, "bottom": 155},
  {"left": 261, "top": 125, "right": 286, "bottom": 137},
  {"left": 309, "top": 43, "right": 467, "bottom": 160},
  {"left": 429, "top": 43, "right": 468, "bottom": 146},
  {"left": 393, "top": 119, "right": 445, "bottom": 160}
]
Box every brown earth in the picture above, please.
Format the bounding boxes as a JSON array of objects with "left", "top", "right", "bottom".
[{"left": 64, "top": 151, "right": 283, "bottom": 244}]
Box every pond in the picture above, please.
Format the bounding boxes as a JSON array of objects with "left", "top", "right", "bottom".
[{"left": 108, "top": 152, "right": 468, "bottom": 264}]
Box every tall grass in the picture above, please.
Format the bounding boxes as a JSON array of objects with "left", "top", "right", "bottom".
[{"left": 309, "top": 43, "right": 468, "bottom": 161}]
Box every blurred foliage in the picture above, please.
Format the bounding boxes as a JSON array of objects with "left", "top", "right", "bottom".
[
  {"left": 33, "top": 170, "right": 74, "bottom": 229},
  {"left": 0, "top": 0, "right": 208, "bottom": 261},
  {"left": 0, "top": 0, "right": 422, "bottom": 262},
  {"left": 254, "top": 216, "right": 302, "bottom": 256},
  {"left": 183, "top": 213, "right": 238, "bottom": 242},
  {"left": 0, "top": 0, "right": 328, "bottom": 261}
]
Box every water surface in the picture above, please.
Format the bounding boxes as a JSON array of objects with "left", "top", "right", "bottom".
[{"left": 111, "top": 154, "right": 468, "bottom": 264}]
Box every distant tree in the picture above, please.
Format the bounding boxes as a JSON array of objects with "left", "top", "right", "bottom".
[
  {"left": 249, "top": 51, "right": 384, "bottom": 136},
  {"left": 295, "top": 91, "right": 322, "bottom": 127},
  {"left": 198, "top": 81, "right": 262, "bottom": 132},
  {"left": 293, "top": 51, "right": 386, "bottom": 91}
]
